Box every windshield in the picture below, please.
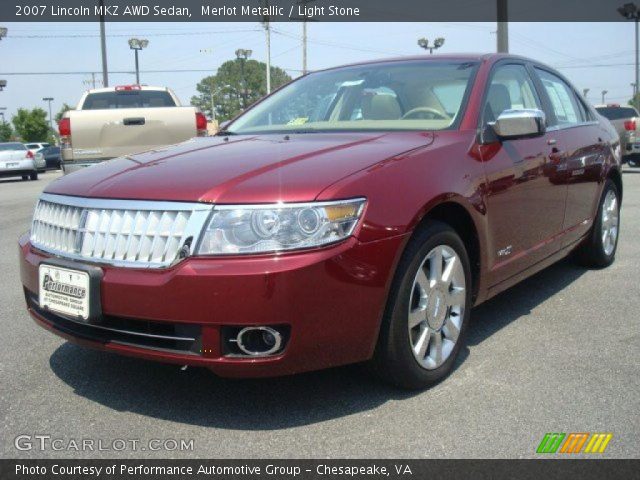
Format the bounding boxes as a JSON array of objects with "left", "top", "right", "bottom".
[
  {"left": 228, "top": 60, "right": 478, "bottom": 134},
  {"left": 596, "top": 106, "right": 638, "bottom": 120},
  {"left": 0, "top": 143, "right": 26, "bottom": 151}
]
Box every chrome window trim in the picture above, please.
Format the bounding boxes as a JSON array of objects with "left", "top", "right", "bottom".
[
  {"left": 545, "top": 120, "right": 600, "bottom": 132},
  {"left": 31, "top": 193, "right": 214, "bottom": 269}
]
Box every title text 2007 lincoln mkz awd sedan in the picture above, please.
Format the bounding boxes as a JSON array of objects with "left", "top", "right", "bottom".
[{"left": 19, "top": 54, "right": 621, "bottom": 388}]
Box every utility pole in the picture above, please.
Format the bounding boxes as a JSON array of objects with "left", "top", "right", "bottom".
[
  {"left": 497, "top": 0, "right": 509, "bottom": 53},
  {"left": 619, "top": 3, "right": 640, "bottom": 109},
  {"left": 601, "top": 90, "right": 608, "bottom": 104},
  {"left": 42, "top": 97, "right": 54, "bottom": 130},
  {"left": 296, "top": 0, "right": 315, "bottom": 74},
  {"left": 262, "top": 1, "right": 271, "bottom": 93},
  {"left": 98, "top": 0, "right": 109, "bottom": 87}
]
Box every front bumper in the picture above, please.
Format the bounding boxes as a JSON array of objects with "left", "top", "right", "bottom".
[{"left": 19, "top": 233, "right": 406, "bottom": 377}]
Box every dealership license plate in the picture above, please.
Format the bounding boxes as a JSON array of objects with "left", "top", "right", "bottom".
[{"left": 38, "top": 264, "right": 90, "bottom": 320}]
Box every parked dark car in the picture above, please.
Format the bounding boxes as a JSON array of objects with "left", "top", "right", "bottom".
[
  {"left": 19, "top": 54, "right": 622, "bottom": 389},
  {"left": 39, "top": 146, "right": 62, "bottom": 170}
]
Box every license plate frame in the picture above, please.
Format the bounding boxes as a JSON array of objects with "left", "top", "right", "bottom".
[{"left": 38, "top": 259, "right": 103, "bottom": 322}]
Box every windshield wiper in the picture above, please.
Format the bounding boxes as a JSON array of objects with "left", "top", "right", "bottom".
[{"left": 215, "top": 130, "right": 237, "bottom": 136}]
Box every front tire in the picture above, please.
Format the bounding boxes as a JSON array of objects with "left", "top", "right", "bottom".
[
  {"left": 372, "top": 221, "right": 472, "bottom": 389},
  {"left": 576, "top": 179, "right": 620, "bottom": 268}
]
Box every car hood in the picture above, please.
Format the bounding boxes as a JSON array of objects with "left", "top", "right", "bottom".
[{"left": 46, "top": 132, "right": 434, "bottom": 203}]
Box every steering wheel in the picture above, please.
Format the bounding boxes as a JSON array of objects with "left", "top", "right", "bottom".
[{"left": 402, "top": 107, "right": 450, "bottom": 120}]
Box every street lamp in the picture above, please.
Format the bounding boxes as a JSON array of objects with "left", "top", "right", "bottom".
[
  {"left": 235, "top": 48, "right": 252, "bottom": 109},
  {"left": 43, "top": 97, "right": 54, "bottom": 130},
  {"left": 417, "top": 37, "right": 445, "bottom": 54},
  {"left": 0, "top": 27, "right": 7, "bottom": 40},
  {"left": 618, "top": 3, "right": 640, "bottom": 108},
  {"left": 582, "top": 88, "right": 590, "bottom": 99},
  {"left": 128, "top": 38, "right": 149, "bottom": 84},
  {"left": 601, "top": 90, "right": 608, "bottom": 104},
  {"left": 209, "top": 84, "right": 231, "bottom": 121}
]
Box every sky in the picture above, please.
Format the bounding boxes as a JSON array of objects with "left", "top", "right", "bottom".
[{"left": 0, "top": 21, "right": 635, "bottom": 122}]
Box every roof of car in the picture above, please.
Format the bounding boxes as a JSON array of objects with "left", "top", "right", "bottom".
[{"left": 315, "top": 53, "right": 540, "bottom": 73}]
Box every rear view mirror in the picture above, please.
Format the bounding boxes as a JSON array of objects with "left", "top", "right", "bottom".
[{"left": 491, "top": 109, "right": 546, "bottom": 140}]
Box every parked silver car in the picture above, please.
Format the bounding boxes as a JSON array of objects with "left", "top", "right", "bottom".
[{"left": 0, "top": 142, "right": 38, "bottom": 181}]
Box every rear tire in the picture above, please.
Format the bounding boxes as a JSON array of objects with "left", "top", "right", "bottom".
[
  {"left": 576, "top": 179, "right": 620, "bottom": 268},
  {"left": 371, "top": 221, "right": 472, "bottom": 390},
  {"left": 29, "top": 171, "right": 38, "bottom": 181}
]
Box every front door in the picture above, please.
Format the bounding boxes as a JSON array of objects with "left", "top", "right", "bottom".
[{"left": 479, "top": 63, "right": 567, "bottom": 287}]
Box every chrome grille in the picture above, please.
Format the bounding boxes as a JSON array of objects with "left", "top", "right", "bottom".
[{"left": 30, "top": 193, "right": 213, "bottom": 268}]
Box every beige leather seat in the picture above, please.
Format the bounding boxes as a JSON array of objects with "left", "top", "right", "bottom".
[{"left": 362, "top": 94, "right": 402, "bottom": 120}]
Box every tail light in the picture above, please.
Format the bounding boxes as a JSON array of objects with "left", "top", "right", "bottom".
[
  {"left": 26, "top": 150, "right": 34, "bottom": 159},
  {"left": 624, "top": 120, "right": 636, "bottom": 131},
  {"left": 195, "top": 112, "right": 208, "bottom": 137},
  {"left": 59, "top": 117, "right": 72, "bottom": 149}
]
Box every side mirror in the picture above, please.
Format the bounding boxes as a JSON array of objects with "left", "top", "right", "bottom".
[{"left": 490, "top": 109, "right": 546, "bottom": 140}]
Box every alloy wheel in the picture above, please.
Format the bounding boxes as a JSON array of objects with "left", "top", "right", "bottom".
[
  {"left": 601, "top": 189, "right": 619, "bottom": 256},
  {"left": 408, "top": 245, "right": 466, "bottom": 370}
]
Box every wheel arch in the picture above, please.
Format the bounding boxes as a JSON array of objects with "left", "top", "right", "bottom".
[{"left": 409, "top": 198, "right": 484, "bottom": 304}]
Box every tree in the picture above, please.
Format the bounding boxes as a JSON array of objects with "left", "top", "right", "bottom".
[
  {"left": 55, "top": 103, "right": 74, "bottom": 123},
  {"left": 12, "top": 108, "right": 50, "bottom": 142},
  {"left": 0, "top": 121, "right": 12, "bottom": 142},
  {"left": 190, "top": 58, "right": 291, "bottom": 122}
]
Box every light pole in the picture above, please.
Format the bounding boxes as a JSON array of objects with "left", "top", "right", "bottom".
[
  {"left": 0, "top": 30, "right": 6, "bottom": 94},
  {"left": 0, "top": 107, "right": 6, "bottom": 124},
  {"left": 619, "top": 3, "right": 640, "bottom": 109},
  {"left": 633, "top": 83, "right": 638, "bottom": 105},
  {"left": 601, "top": 90, "right": 608, "bottom": 104},
  {"left": 209, "top": 84, "right": 230, "bottom": 121},
  {"left": 235, "top": 48, "right": 252, "bottom": 109},
  {"left": 418, "top": 37, "right": 445, "bottom": 54},
  {"left": 42, "top": 97, "right": 54, "bottom": 130},
  {"left": 128, "top": 38, "right": 149, "bottom": 84},
  {"left": 497, "top": 0, "right": 508, "bottom": 53},
  {"left": 582, "top": 88, "right": 590, "bottom": 99}
]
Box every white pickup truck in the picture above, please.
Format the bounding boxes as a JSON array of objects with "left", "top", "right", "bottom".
[{"left": 59, "top": 85, "right": 208, "bottom": 174}]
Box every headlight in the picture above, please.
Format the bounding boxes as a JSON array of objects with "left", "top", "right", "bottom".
[{"left": 197, "top": 198, "right": 366, "bottom": 255}]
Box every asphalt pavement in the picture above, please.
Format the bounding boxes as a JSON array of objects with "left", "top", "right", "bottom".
[{"left": 1, "top": 169, "right": 639, "bottom": 459}]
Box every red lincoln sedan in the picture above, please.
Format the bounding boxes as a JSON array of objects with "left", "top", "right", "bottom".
[{"left": 19, "top": 54, "right": 621, "bottom": 389}]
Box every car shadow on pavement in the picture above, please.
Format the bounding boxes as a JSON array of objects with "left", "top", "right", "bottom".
[
  {"left": 48, "top": 259, "right": 583, "bottom": 430},
  {"left": 467, "top": 258, "right": 586, "bottom": 347}
]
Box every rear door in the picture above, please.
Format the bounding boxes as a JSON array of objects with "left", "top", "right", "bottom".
[
  {"left": 479, "top": 62, "right": 567, "bottom": 286},
  {"left": 533, "top": 67, "right": 605, "bottom": 245}
]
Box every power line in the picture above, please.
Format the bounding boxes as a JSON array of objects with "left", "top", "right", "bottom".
[{"left": 8, "top": 29, "right": 261, "bottom": 39}]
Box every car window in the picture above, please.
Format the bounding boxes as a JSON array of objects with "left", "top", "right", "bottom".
[
  {"left": 535, "top": 69, "right": 584, "bottom": 126},
  {"left": 0, "top": 143, "right": 27, "bottom": 151},
  {"left": 25, "top": 144, "right": 38, "bottom": 149},
  {"left": 228, "top": 61, "right": 478, "bottom": 134},
  {"left": 483, "top": 64, "right": 541, "bottom": 124},
  {"left": 81, "top": 90, "right": 176, "bottom": 110},
  {"left": 595, "top": 106, "right": 638, "bottom": 120}
]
